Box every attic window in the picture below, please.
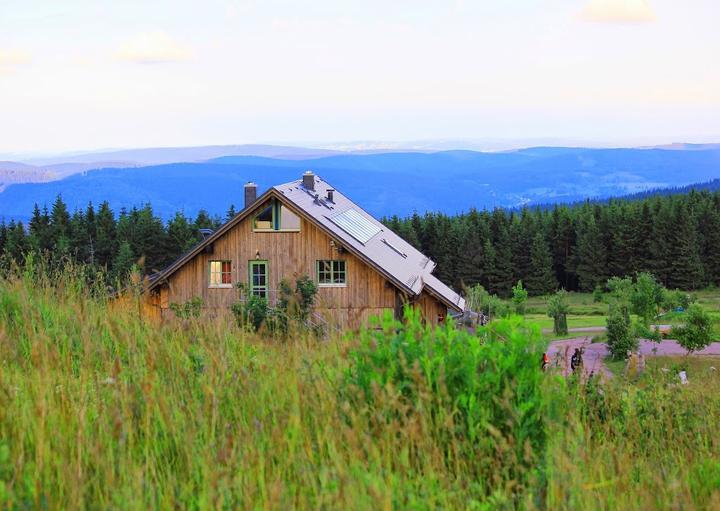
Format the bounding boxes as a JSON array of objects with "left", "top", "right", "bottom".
[{"left": 253, "top": 200, "right": 301, "bottom": 232}]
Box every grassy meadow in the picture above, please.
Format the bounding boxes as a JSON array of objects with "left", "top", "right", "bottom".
[
  {"left": 1, "top": 268, "right": 720, "bottom": 509},
  {"left": 520, "top": 289, "right": 720, "bottom": 340}
]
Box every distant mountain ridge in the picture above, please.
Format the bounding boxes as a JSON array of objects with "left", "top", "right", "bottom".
[{"left": 0, "top": 146, "right": 718, "bottom": 222}]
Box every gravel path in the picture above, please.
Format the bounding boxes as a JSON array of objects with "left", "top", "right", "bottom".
[
  {"left": 541, "top": 324, "right": 673, "bottom": 335},
  {"left": 546, "top": 337, "right": 720, "bottom": 379}
]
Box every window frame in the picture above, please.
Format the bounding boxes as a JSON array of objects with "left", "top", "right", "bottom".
[
  {"left": 208, "top": 260, "right": 233, "bottom": 288},
  {"left": 252, "top": 200, "right": 301, "bottom": 233},
  {"left": 248, "top": 260, "right": 269, "bottom": 298},
  {"left": 316, "top": 259, "right": 347, "bottom": 288}
]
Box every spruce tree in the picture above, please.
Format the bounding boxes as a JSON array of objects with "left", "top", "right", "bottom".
[
  {"left": 225, "top": 204, "right": 237, "bottom": 222},
  {"left": 697, "top": 201, "right": 720, "bottom": 286},
  {"left": 607, "top": 204, "right": 634, "bottom": 277},
  {"left": 632, "top": 201, "right": 654, "bottom": 273},
  {"left": 574, "top": 210, "right": 607, "bottom": 292},
  {"left": 549, "top": 207, "right": 576, "bottom": 290},
  {"left": 112, "top": 241, "right": 136, "bottom": 283},
  {"left": 482, "top": 239, "right": 498, "bottom": 293},
  {"left": 28, "top": 203, "right": 52, "bottom": 253},
  {"left": 650, "top": 200, "right": 673, "bottom": 286},
  {"left": 667, "top": 201, "right": 704, "bottom": 289},
  {"left": 526, "top": 232, "right": 556, "bottom": 295},
  {"left": 489, "top": 209, "right": 514, "bottom": 296},
  {"left": 50, "top": 195, "right": 71, "bottom": 253},
  {"left": 167, "top": 211, "right": 199, "bottom": 256},
  {"left": 95, "top": 201, "right": 117, "bottom": 268},
  {"left": 456, "top": 221, "right": 484, "bottom": 287}
]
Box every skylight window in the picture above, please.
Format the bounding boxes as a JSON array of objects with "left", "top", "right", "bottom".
[{"left": 329, "top": 208, "right": 381, "bottom": 244}]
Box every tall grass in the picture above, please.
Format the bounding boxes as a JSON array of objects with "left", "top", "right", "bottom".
[{"left": 1, "top": 266, "right": 720, "bottom": 509}]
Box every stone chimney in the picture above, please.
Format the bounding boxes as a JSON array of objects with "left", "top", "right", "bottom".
[
  {"left": 244, "top": 182, "right": 257, "bottom": 209},
  {"left": 302, "top": 170, "right": 315, "bottom": 191}
]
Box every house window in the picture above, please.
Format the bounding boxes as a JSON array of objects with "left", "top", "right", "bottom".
[
  {"left": 253, "top": 200, "right": 301, "bottom": 231},
  {"left": 249, "top": 260, "right": 269, "bottom": 298},
  {"left": 317, "top": 260, "right": 347, "bottom": 287},
  {"left": 209, "top": 260, "right": 232, "bottom": 288}
]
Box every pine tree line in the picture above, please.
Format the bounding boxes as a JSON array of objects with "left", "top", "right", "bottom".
[
  {"left": 384, "top": 190, "right": 720, "bottom": 296},
  {"left": 1, "top": 190, "right": 718, "bottom": 294},
  {"left": 0, "top": 196, "right": 238, "bottom": 281}
]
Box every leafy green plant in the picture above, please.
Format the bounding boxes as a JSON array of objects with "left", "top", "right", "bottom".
[
  {"left": 672, "top": 304, "right": 715, "bottom": 354},
  {"left": 169, "top": 297, "right": 203, "bottom": 320},
  {"left": 547, "top": 289, "right": 569, "bottom": 335},
  {"left": 606, "top": 302, "right": 636, "bottom": 359},
  {"left": 630, "top": 272, "right": 664, "bottom": 326},
  {"left": 511, "top": 280, "right": 528, "bottom": 315},
  {"left": 464, "top": 283, "right": 509, "bottom": 318},
  {"left": 344, "top": 308, "right": 548, "bottom": 502},
  {"left": 231, "top": 294, "right": 269, "bottom": 331}
]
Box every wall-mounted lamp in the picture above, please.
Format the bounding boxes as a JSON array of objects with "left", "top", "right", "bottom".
[{"left": 255, "top": 250, "right": 261, "bottom": 260}]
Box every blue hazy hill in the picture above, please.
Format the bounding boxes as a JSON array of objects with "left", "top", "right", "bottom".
[{"left": 0, "top": 148, "right": 719, "bottom": 222}]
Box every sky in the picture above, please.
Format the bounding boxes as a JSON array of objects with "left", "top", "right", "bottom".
[{"left": 0, "top": 0, "right": 719, "bottom": 155}]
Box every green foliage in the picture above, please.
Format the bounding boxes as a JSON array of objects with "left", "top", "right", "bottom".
[
  {"left": 232, "top": 275, "right": 318, "bottom": 334},
  {"left": 511, "top": 280, "right": 528, "bottom": 315},
  {"left": 592, "top": 284, "right": 604, "bottom": 303},
  {"left": 344, "top": 309, "right": 548, "bottom": 501},
  {"left": 169, "top": 297, "right": 203, "bottom": 320},
  {"left": 231, "top": 294, "right": 269, "bottom": 331},
  {"left": 672, "top": 304, "right": 716, "bottom": 354},
  {"left": 629, "top": 272, "right": 664, "bottom": 326},
  {"left": 547, "top": 289, "right": 570, "bottom": 335},
  {"left": 464, "top": 283, "right": 509, "bottom": 318},
  {"left": 606, "top": 302, "right": 637, "bottom": 359},
  {"left": 526, "top": 232, "right": 557, "bottom": 295},
  {"left": 662, "top": 289, "right": 697, "bottom": 311}
]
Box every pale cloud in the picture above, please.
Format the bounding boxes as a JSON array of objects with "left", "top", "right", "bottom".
[
  {"left": 115, "top": 31, "right": 192, "bottom": 64},
  {"left": 0, "top": 49, "right": 31, "bottom": 67},
  {"left": 581, "top": 0, "right": 656, "bottom": 23}
]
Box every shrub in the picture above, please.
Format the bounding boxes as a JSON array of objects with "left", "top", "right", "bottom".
[
  {"left": 547, "top": 289, "right": 569, "bottom": 335},
  {"left": 169, "top": 297, "right": 203, "bottom": 320},
  {"left": 464, "top": 283, "right": 509, "bottom": 318},
  {"left": 672, "top": 304, "right": 715, "bottom": 354},
  {"left": 662, "top": 289, "right": 697, "bottom": 311},
  {"left": 344, "top": 308, "right": 548, "bottom": 502},
  {"left": 630, "top": 272, "right": 664, "bottom": 326},
  {"left": 512, "top": 280, "right": 528, "bottom": 315},
  {"left": 592, "top": 285, "right": 604, "bottom": 303},
  {"left": 231, "top": 294, "right": 269, "bottom": 331},
  {"left": 606, "top": 303, "right": 636, "bottom": 359}
]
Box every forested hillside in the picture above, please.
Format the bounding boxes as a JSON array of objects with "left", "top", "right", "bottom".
[
  {"left": 2, "top": 147, "right": 719, "bottom": 221},
  {"left": 386, "top": 189, "right": 720, "bottom": 295},
  {"left": 1, "top": 189, "right": 719, "bottom": 295}
]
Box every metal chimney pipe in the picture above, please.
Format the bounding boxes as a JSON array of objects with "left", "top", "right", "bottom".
[{"left": 326, "top": 189, "right": 334, "bottom": 202}]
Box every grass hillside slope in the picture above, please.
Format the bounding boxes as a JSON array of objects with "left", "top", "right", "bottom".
[{"left": 1, "top": 267, "right": 720, "bottom": 508}]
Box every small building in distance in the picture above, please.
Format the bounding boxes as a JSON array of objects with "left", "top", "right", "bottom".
[{"left": 146, "top": 171, "right": 465, "bottom": 329}]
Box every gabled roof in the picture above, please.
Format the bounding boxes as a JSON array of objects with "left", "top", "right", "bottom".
[
  {"left": 148, "top": 175, "right": 465, "bottom": 312},
  {"left": 273, "top": 176, "right": 464, "bottom": 311}
]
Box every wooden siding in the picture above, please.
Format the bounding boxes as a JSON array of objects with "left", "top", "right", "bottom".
[{"left": 152, "top": 199, "right": 448, "bottom": 330}]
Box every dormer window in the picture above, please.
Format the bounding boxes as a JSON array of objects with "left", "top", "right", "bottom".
[{"left": 253, "top": 199, "right": 301, "bottom": 232}]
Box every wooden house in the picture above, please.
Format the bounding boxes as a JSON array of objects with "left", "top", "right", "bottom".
[{"left": 146, "top": 171, "right": 465, "bottom": 329}]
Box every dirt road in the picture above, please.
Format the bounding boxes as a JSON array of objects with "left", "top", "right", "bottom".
[{"left": 546, "top": 338, "right": 720, "bottom": 378}]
